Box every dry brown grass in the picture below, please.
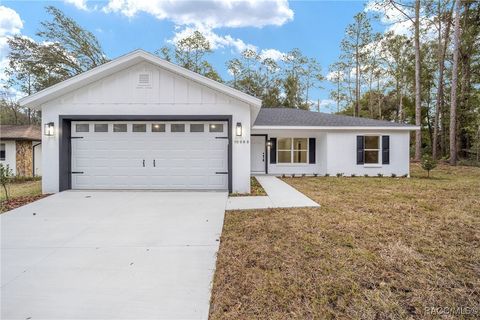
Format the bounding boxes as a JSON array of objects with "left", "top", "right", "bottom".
[{"left": 210, "top": 164, "right": 480, "bottom": 319}]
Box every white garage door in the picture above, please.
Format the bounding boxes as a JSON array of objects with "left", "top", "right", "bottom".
[{"left": 71, "top": 121, "right": 228, "bottom": 190}]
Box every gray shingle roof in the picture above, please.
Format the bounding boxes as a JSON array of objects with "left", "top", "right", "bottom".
[
  {"left": 0, "top": 125, "right": 41, "bottom": 141},
  {"left": 253, "top": 108, "right": 416, "bottom": 128}
]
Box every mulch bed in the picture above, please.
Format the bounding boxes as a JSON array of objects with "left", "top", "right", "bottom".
[{"left": 0, "top": 194, "right": 51, "bottom": 213}]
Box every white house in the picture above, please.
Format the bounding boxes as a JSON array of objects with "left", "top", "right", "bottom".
[
  {"left": 19, "top": 50, "right": 417, "bottom": 194},
  {"left": 0, "top": 125, "right": 42, "bottom": 177}
]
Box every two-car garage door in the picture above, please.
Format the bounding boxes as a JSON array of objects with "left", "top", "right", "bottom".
[{"left": 71, "top": 121, "right": 228, "bottom": 190}]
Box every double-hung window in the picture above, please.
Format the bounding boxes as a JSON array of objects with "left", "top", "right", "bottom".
[
  {"left": 364, "top": 136, "right": 380, "bottom": 164},
  {"left": 277, "top": 138, "right": 308, "bottom": 164}
]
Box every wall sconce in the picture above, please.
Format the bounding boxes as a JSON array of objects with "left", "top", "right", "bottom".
[
  {"left": 236, "top": 122, "right": 242, "bottom": 136},
  {"left": 44, "top": 122, "right": 55, "bottom": 136},
  {"left": 267, "top": 140, "right": 272, "bottom": 148}
]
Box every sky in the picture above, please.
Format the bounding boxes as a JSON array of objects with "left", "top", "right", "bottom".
[{"left": 0, "top": 0, "right": 404, "bottom": 112}]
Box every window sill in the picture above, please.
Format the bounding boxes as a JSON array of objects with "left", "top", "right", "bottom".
[
  {"left": 363, "top": 164, "right": 382, "bottom": 168},
  {"left": 275, "top": 163, "right": 311, "bottom": 166}
]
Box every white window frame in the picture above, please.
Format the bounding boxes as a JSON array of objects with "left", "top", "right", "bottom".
[
  {"left": 277, "top": 138, "right": 309, "bottom": 165},
  {"left": 364, "top": 135, "right": 381, "bottom": 166}
]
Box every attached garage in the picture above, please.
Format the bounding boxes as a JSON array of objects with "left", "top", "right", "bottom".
[
  {"left": 18, "top": 50, "right": 261, "bottom": 194},
  {"left": 70, "top": 121, "right": 229, "bottom": 190}
]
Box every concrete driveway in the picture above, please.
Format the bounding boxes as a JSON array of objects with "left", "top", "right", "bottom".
[{"left": 1, "top": 191, "right": 227, "bottom": 320}]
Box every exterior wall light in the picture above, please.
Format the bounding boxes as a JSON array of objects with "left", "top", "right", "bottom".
[
  {"left": 236, "top": 122, "right": 242, "bottom": 136},
  {"left": 267, "top": 140, "right": 272, "bottom": 148},
  {"left": 44, "top": 122, "right": 55, "bottom": 136}
]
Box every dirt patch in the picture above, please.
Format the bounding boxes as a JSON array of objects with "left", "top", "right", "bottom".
[
  {"left": 1, "top": 194, "right": 51, "bottom": 213},
  {"left": 230, "top": 176, "right": 267, "bottom": 197}
]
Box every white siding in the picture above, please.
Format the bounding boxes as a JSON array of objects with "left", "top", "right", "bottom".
[
  {"left": 0, "top": 140, "right": 16, "bottom": 175},
  {"left": 251, "top": 129, "right": 411, "bottom": 177},
  {"left": 251, "top": 129, "right": 327, "bottom": 175},
  {"left": 325, "top": 131, "right": 410, "bottom": 176},
  {"left": 41, "top": 61, "right": 252, "bottom": 193}
]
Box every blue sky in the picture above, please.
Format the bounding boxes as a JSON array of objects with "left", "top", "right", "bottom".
[{"left": 1, "top": 0, "right": 390, "bottom": 111}]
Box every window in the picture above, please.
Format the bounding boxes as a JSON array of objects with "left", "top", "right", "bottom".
[
  {"left": 94, "top": 124, "right": 108, "bottom": 132},
  {"left": 132, "top": 124, "right": 147, "bottom": 132},
  {"left": 277, "top": 138, "right": 308, "bottom": 164},
  {"left": 75, "top": 124, "right": 89, "bottom": 132},
  {"left": 364, "top": 136, "right": 380, "bottom": 164},
  {"left": 152, "top": 124, "right": 165, "bottom": 132},
  {"left": 113, "top": 124, "right": 127, "bottom": 132},
  {"left": 190, "top": 123, "right": 204, "bottom": 132},
  {"left": 171, "top": 124, "right": 185, "bottom": 132},
  {"left": 209, "top": 124, "right": 223, "bottom": 132},
  {"left": 0, "top": 143, "right": 5, "bottom": 161}
]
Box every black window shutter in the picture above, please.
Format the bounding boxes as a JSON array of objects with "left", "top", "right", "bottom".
[
  {"left": 382, "top": 135, "right": 390, "bottom": 164},
  {"left": 270, "top": 138, "right": 277, "bottom": 164},
  {"left": 356, "top": 136, "right": 364, "bottom": 164},
  {"left": 309, "top": 138, "right": 316, "bottom": 164}
]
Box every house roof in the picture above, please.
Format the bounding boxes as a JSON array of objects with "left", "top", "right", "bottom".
[
  {"left": 253, "top": 108, "right": 419, "bottom": 130},
  {"left": 18, "top": 49, "right": 262, "bottom": 115},
  {"left": 0, "top": 125, "right": 41, "bottom": 141}
]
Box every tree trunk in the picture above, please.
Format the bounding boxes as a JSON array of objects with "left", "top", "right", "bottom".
[
  {"left": 414, "top": 0, "right": 422, "bottom": 161},
  {"left": 450, "top": 0, "right": 461, "bottom": 166},
  {"left": 433, "top": 3, "right": 453, "bottom": 160},
  {"left": 355, "top": 46, "right": 360, "bottom": 117}
]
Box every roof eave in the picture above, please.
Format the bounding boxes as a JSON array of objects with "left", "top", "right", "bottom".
[{"left": 252, "top": 125, "right": 420, "bottom": 131}]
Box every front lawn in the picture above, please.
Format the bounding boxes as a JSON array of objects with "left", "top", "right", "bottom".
[
  {"left": 0, "top": 180, "right": 45, "bottom": 213},
  {"left": 210, "top": 164, "right": 480, "bottom": 319}
]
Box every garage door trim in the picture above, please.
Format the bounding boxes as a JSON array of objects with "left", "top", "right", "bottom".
[{"left": 59, "top": 115, "right": 232, "bottom": 192}]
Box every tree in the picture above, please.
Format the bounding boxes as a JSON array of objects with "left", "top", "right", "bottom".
[
  {"left": 421, "top": 154, "right": 437, "bottom": 177},
  {"left": 38, "top": 6, "right": 107, "bottom": 70},
  {"left": 157, "top": 31, "right": 222, "bottom": 82},
  {"left": 449, "top": 0, "right": 461, "bottom": 165},
  {"left": 0, "top": 164, "right": 13, "bottom": 201},
  {"left": 5, "top": 6, "right": 107, "bottom": 103},
  {"left": 340, "top": 12, "right": 372, "bottom": 117}
]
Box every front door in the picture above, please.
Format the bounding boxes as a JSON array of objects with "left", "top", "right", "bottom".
[{"left": 251, "top": 135, "right": 266, "bottom": 173}]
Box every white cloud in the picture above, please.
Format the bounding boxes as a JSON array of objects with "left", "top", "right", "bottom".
[
  {"left": 0, "top": 6, "right": 23, "bottom": 36},
  {"left": 0, "top": 6, "right": 23, "bottom": 87},
  {"left": 170, "top": 25, "right": 256, "bottom": 53},
  {"left": 102, "top": 0, "right": 293, "bottom": 29},
  {"left": 365, "top": 0, "right": 413, "bottom": 36},
  {"left": 64, "top": 0, "right": 89, "bottom": 11},
  {"left": 259, "top": 49, "right": 285, "bottom": 61}
]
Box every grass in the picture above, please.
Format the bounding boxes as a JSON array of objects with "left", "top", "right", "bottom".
[
  {"left": 230, "top": 176, "right": 267, "bottom": 197},
  {"left": 210, "top": 164, "right": 480, "bottom": 319},
  {"left": 0, "top": 180, "right": 44, "bottom": 213}
]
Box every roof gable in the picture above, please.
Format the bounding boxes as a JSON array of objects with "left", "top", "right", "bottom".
[{"left": 19, "top": 50, "right": 261, "bottom": 112}]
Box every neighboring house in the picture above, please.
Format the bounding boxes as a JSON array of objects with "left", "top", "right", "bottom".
[
  {"left": 0, "top": 125, "right": 42, "bottom": 177},
  {"left": 18, "top": 50, "right": 417, "bottom": 194}
]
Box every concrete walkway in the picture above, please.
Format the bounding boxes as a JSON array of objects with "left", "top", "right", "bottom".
[
  {"left": 1, "top": 191, "right": 227, "bottom": 320},
  {"left": 226, "top": 176, "right": 319, "bottom": 210}
]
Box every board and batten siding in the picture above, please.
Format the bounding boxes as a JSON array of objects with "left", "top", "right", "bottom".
[{"left": 41, "top": 61, "right": 252, "bottom": 193}]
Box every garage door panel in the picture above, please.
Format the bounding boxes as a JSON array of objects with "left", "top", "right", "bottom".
[{"left": 71, "top": 121, "right": 228, "bottom": 190}]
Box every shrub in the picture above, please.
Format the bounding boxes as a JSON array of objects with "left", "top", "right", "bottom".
[
  {"left": 0, "top": 164, "right": 14, "bottom": 200},
  {"left": 336, "top": 173, "right": 344, "bottom": 177},
  {"left": 421, "top": 154, "right": 437, "bottom": 178},
  {"left": 377, "top": 173, "right": 383, "bottom": 177},
  {"left": 351, "top": 174, "right": 356, "bottom": 177},
  {"left": 391, "top": 173, "right": 397, "bottom": 178},
  {"left": 325, "top": 173, "right": 330, "bottom": 177},
  {"left": 313, "top": 173, "right": 318, "bottom": 177},
  {"left": 364, "top": 174, "right": 369, "bottom": 177}
]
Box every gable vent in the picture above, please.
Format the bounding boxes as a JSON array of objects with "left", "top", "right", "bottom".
[{"left": 137, "top": 73, "right": 151, "bottom": 88}]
